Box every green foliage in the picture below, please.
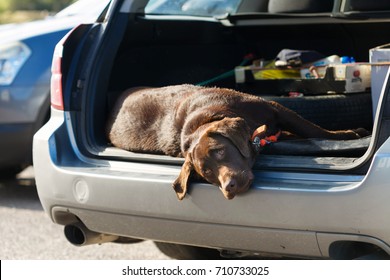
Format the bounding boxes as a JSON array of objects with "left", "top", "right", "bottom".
[
  {"left": 0, "top": 0, "right": 76, "bottom": 12},
  {"left": 0, "top": 1, "right": 9, "bottom": 12}
]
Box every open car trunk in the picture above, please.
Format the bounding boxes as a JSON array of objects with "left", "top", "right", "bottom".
[{"left": 81, "top": 9, "right": 390, "bottom": 175}]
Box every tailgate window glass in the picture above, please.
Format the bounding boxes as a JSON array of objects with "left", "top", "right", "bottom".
[{"left": 145, "top": 0, "right": 241, "bottom": 17}]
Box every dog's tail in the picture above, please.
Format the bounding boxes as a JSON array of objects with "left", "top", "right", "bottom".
[{"left": 270, "top": 101, "right": 367, "bottom": 140}]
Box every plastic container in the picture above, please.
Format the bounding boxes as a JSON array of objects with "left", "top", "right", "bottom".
[
  {"left": 310, "top": 55, "right": 341, "bottom": 67},
  {"left": 301, "top": 55, "right": 341, "bottom": 79}
]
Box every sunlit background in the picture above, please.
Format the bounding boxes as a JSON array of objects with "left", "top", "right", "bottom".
[{"left": 0, "top": 0, "right": 75, "bottom": 24}]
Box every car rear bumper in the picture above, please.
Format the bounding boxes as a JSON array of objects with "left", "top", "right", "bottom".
[{"left": 33, "top": 109, "right": 390, "bottom": 257}]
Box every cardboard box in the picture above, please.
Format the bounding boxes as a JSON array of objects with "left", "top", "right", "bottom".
[
  {"left": 332, "top": 64, "right": 371, "bottom": 93},
  {"left": 235, "top": 64, "right": 370, "bottom": 95},
  {"left": 370, "top": 43, "right": 390, "bottom": 117}
]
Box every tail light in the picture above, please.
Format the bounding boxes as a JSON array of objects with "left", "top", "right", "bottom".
[
  {"left": 50, "top": 42, "right": 64, "bottom": 110},
  {"left": 50, "top": 27, "right": 77, "bottom": 111}
]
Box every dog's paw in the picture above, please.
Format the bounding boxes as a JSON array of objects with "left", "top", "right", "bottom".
[{"left": 353, "top": 128, "right": 371, "bottom": 138}]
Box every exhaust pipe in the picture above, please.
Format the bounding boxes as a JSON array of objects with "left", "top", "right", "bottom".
[{"left": 64, "top": 222, "right": 118, "bottom": 246}]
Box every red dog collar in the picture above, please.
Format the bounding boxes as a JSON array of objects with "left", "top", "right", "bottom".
[{"left": 251, "top": 125, "right": 281, "bottom": 151}]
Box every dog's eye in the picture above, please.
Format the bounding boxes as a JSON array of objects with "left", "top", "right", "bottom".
[
  {"left": 202, "top": 168, "right": 212, "bottom": 175},
  {"left": 213, "top": 148, "right": 225, "bottom": 160}
]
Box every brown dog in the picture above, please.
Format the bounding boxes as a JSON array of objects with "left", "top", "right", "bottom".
[{"left": 107, "top": 85, "right": 367, "bottom": 200}]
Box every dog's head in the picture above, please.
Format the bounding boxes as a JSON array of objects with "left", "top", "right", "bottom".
[{"left": 173, "top": 117, "right": 256, "bottom": 200}]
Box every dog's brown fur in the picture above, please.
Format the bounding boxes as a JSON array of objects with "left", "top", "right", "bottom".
[{"left": 107, "top": 85, "right": 368, "bottom": 200}]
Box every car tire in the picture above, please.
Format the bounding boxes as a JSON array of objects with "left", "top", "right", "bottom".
[
  {"left": 266, "top": 93, "right": 373, "bottom": 131},
  {"left": 154, "top": 242, "right": 223, "bottom": 260}
]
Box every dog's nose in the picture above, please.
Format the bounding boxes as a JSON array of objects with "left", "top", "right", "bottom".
[{"left": 222, "top": 179, "right": 237, "bottom": 194}]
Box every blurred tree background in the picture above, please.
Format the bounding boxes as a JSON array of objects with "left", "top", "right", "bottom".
[
  {"left": 0, "top": 0, "right": 76, "bottom": 23},
  {"left": 0, "top": 0, "right": 75, "bottom": 12}
]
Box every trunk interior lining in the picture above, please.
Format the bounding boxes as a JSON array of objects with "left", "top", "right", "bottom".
[{"left": 95, "top": 16, "right": 390, "bottom": 173}]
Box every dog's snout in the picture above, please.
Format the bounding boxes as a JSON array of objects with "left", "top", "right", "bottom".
[{"left": 222, "top": 179, "right": 237, "bottom": 193}]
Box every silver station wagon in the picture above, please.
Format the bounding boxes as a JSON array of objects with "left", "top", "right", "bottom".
[{"left": 34, "top": 0, "right": 390, "bottom": 259}]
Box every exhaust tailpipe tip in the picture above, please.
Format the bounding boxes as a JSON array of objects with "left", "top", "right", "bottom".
[{"left": 64, "top": 222, "right": 118, "bottom": 246}]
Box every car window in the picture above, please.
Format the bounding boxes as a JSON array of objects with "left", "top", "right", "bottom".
[{"left": 145, "top": 0, "right": 242, "bottom": 17}]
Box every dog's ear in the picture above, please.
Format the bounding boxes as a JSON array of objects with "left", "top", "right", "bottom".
[
  {"left": 172, "top": 154, "right": 194, "bottom": 200},
  {"left": 208, "top": 117, "right": 252, "bottom": 158}
]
